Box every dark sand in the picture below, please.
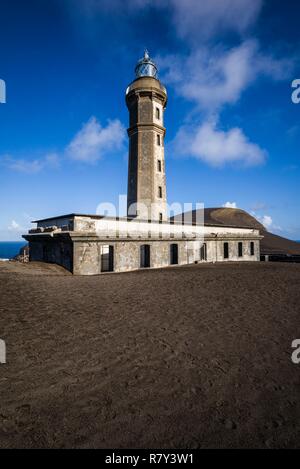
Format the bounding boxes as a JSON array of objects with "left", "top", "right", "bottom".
[{"left": 0, "top": 261, "right": 300, "bottom": 449}]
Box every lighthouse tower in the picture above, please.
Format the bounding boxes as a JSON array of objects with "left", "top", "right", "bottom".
[{"left": 125, "top": 50, "right": 167, "bottom": 222}]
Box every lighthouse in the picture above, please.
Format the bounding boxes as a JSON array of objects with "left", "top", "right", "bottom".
[{"left": 126, "top": 50, "right": 168, "bottom": 222}]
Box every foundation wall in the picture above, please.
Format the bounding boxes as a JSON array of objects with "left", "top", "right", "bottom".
[
  {"left": 71, "top": 238, "right": 260, "bottom": 275},
  {"left": 27, "top": 235, "right": 260, "bottom": 275}
]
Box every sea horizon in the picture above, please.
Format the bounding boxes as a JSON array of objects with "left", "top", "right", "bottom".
[{"left": 0, "top": 241, "right": 27, "bottom": 260}]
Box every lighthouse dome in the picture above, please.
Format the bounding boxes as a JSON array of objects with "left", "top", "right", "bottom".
[{"left": 135, "top": 50, "right": 158, "bottom": 79}]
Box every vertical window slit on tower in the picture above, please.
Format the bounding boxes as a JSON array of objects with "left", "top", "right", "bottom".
[
  {"left": 157, "top": 134, "right": 161, "bottom": 146},
  {"left": 158, "top": 186, "right": 162, "bottom": 198},
  {"left": 157, "top": 160, "right": 162, "bottom": 172},
  {"left": 156, "top": 107, "right": 160, "bottom": 119}
]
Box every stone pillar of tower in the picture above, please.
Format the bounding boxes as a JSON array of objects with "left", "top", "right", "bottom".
[{"left": 125, "top": 50, "right": 168, "bottom": 221}]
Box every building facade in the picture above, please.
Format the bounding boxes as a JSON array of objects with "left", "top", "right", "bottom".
[{"left": 24, "top": 51, "right": 262, "bottom": 274}]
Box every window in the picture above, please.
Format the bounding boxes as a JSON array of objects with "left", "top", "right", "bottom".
[
  {"left": 157, "top": 160, "right": 162, "bottom": 172},
  {"left": 224, "top": 242, "right": 229, "bottom": 259},
  {"left": 159, "top": 212, "right": 163, "bottom": 223},
  {"left": 156, "top": 107, "right": 160, "bottom": 119},
  {"left": 101, "top": 245, "right": 114, "bottom": 272},
  {"left": 157, "top": 134, "right": 161, "bottom": 146},
  {"left": 158, "top": 186, "right": 162, "bottom": 198},
  {"left": 200, "top": 243, "right": 207, "bottom": 261},
  {"left": 170, "top": 244, "right": 179, "bottom": 265},
  {"left": 250, "top": 241, "right": 255, "bottom": 256},
  {"left": 140, "top": 244, "right": 150, "bottom": 268},
  {"left": 238, "top": 242, "right": 243, "bottom": 257}
]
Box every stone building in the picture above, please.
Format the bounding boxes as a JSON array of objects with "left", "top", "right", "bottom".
[{"left": 24, "top": 51, "right": 262, "bottom": 274}]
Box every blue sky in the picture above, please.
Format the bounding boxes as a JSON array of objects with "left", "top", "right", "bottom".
[{"left": 0, "top": 0, "right": 299, "bottom": 240}]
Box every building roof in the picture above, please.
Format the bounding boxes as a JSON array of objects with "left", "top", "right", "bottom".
[{"left": 32, "top": 211, "right": 257, "bottom": 230}]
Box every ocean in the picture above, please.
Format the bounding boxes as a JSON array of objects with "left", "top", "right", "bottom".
[{"left": 0, "top": 241, "right": 27, "bottom": 260}]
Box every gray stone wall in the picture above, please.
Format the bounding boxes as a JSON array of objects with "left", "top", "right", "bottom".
[
  {"left": 71, "top": 238, "right": 260, "bottom": 275},
  {"left": 27, "top": 236, "right": 260, "bottom": 275},
  {"left": 73, "top": 239, "right": 189, "bottom": 275},
  {"left": 127, "top": 132, "right": 138, "bottom": 214},
  {"left": 139, "top": 95, "right": 152, "bottom": 123},
  {"left": 126, "top": 77, "right": 167, "bottom": 221},
  {"left": 214, "top": 239, "right": 260, "bottom": 262},
  {"left": 73, "top": 241, "right": 101, "bottom": 275}
]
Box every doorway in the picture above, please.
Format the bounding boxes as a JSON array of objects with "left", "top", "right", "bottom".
[
  {"left": 140, "top": 244, "right": 150, "bottom": 268},
  {"left": 170, "top": 243, "right": 178, "bottom": 265},
  {"left": 101, "top": 245, "right": 114, "bottom": 272}
]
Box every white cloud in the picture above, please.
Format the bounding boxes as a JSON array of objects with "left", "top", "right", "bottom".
[
  {"left": 159, "top": 40, "right": 292, "bottom": 166},
  {"left": 1, "top": 117, "right": 126, "bottom": 173},
  {"left": 158, "top": 40, "right": 294, "bottom": 112},
  {"left": 169, "top": 0, "right": 262, "bottom": 43},
  {"left": 4, "top": 158, "right": 44, "bottom": 174},
  {"left": 223, "top": 202, "right": 237, "bottom": 209},
  {"left": 2, "top": 152, "right": 60, "bottom": 174},
  {"left": 72, "top": 0, "right": 262, "bottom": 42},
  {"left": 251, "top": 211, "right": 282, "bottom": 232},
  {"left": 8, "top": 220, "right": 21, "bottom": 231},
  {"left": 173, "top": 121, "right": 266, "bottom": 167},
  {"left": 2, "top": 215, "right": 32, "bottom": 239},
  {"left": 45, "top": 152, "right": 60, "bottom": 168},
  {"left": 66, "top": 117, "right": 126, "bottom": 163},
  {"left": 260, "top": 215, "right": 273, "bottom": 229}
]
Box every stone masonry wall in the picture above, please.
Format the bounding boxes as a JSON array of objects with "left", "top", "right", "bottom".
[{"left": 28, "top": 236, "right": 260, "bottom": 275}]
